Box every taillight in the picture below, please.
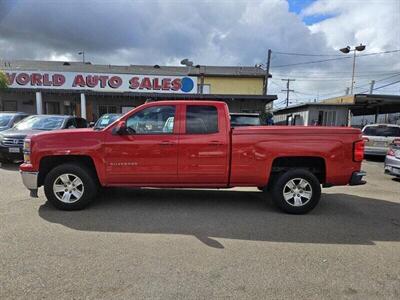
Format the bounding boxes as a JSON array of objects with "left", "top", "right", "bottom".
[{"left": 353, "top": 140, "right": 365, "bottom": 162}]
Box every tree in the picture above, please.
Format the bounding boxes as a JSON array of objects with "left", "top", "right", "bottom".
[{"left": 0, "top": 70, "right": 8, "bottom": 89}]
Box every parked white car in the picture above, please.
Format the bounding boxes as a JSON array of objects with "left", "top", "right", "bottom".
[
  {"left": 362, "top": 124, "right": 400, "bottom": 156},
  {"left": 384, "top": 141, "right": 400, "bottom": 177}
]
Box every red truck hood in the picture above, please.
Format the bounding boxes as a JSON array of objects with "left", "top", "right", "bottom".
[
  {"left": 29, "top": 128, "right": 104, "bottom": 156},
  {"left": 232, "top": 126, "right": 361, "bottom": 135},
  {"left": 28, "top": 128, "right": 94, "bottom": 138}
]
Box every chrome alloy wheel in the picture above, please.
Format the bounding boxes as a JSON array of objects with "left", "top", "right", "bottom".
[
  {"left": 53, "top": 174, "right": 84, "bottom": 203},
  {"left": 282, "top": 178, "right": 313, "bottom": 207}
]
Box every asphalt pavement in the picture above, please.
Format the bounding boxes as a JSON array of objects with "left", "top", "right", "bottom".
[{"left": 0, "top": 159, "right": 399, "bottom": 299}]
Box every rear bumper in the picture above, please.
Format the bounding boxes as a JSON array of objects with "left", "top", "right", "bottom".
[
  {"left": 364, "top": 146, "right": 387, "bottom": 156},
  {"left": 20, "top": 171, "right": 38, "bottom": 190},
  {"left": 349, "top": 171, "right": 367, "bottom": 186}
]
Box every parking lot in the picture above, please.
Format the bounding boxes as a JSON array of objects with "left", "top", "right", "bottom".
[{"left": 0, "top": 159, "right": 399, "bottom": 299}]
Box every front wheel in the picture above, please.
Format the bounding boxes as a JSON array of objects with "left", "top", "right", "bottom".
[
  {"left": 44, "top": 163, "right": 98, "bottom": 210},
  {"left": 271, "top": 169, "right": 321, "bottom": 214}
]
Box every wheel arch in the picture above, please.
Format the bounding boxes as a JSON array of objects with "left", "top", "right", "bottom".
[
  {"left": 38, "top": 155, "right": 100, "bottom": 187},
  {"left": 268, "top": 156, "right": 326, "bottom": 185}
]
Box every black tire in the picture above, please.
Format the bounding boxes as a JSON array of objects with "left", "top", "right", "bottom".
[
  {"left": 44, "top": 163, "right": 98, "bottom": 210},
  {"left": 271, "top": 169, "right": 321, "bottom": 214}
]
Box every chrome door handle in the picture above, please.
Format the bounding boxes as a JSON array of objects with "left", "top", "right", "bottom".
[
  {"left": 159, "top": 141, "right": 175, "bottom": 146},
  {"left": 209, "top": 141, "right": 223, "bottom": 146}
]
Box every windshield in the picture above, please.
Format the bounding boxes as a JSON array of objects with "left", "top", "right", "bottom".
[
  {"left": 14, "top": 116, "right": 65, "bottom": 131},
  {"left": 94, "top": 114, "right": 121, "bottom": 129},
  {"left": 230, "top": 115, "right": 261, "bottom": 126},
  {"left": 363, "top": 125, "right": 400, "bottom": 137},
  {"left": 0, "top": 114, "right": 13, "bottom": 127}
]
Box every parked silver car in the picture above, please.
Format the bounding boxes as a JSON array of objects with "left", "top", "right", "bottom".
[
  {"left": 362, "top": 124, "right": 400, "bottom": 156},
  {"left": 384, "top": 141, "right": 400, "bottom": 177}
]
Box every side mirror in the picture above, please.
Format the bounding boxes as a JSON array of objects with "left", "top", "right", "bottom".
[
  {"left": 89, "top": 122, "right": 95, "bottom": 127},
  {"left": 112, "top": 120, "right": 129, "bottom": 135}
]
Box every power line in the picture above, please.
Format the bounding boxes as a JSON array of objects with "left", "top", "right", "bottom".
[
  {"left": 368, "top": 79, "right": 400, "bottom": 92},
  {"left": 273, "top": 49, "right": 400, "bottom": 58},
  {"left": 274, "top": 51, "right": 343, "bottom": 57},
  {"left": 271, "top": 56, "right": 350, "bottom": 68},
  {"left": 274, "top": 70, "right": 400, "bottom": 75},
  {"left": 271, "top": 49, "right": 400, "bottom": 68},
  {"left": 273, "top": 71, "right": 400, "bottom": 79},
  {"left": 353, "top": 73, "right": 400, "bottom": 89},
  {"left": 276, "top": 72, "right": 400, "bottom": 82}
]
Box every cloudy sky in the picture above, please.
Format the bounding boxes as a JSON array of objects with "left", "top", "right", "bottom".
[{"left": 0, "top": 0, "right": 399, "bottom": 107}]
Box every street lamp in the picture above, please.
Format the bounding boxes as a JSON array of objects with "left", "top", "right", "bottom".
[
  {"left": 340, "top": 44, "right": 366, "bottom": 94},
  {"left": 78, "top": 51, "right": 85, "bottom": 63}
]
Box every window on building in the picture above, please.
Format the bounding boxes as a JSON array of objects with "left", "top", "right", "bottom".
[
  {"left": 186, "top": 105, "right": 218, "bottom": 134},
  {"left": 126, "top": 105, "right": 175, "bottom": 134},
  {"left": 44, "top": 102, "right": 60, "bottom": 114},
  {"left": 121, "top": 106, "right": 136, "bottom": 114},
  {"left": 99, "top": 105, "right": 117, "bottom": 116},
  {"left": 322, "top": 111, "right": 337, "bottom": 126},
  {"left": 198, "top": 84, "right": 211, "bottom": 94},
  {"left": 3, "top": 101, "right": 17, "bottom": 111}
]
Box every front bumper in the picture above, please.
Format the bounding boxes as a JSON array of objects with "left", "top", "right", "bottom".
[
  {"left": 20, "top": 171, "right": 38, "bottom": 190},
  {"left": 0, "top": 145, "right": 23, "bottom": 161},
  {"left": 349, "top": 171, "right": 367, "bottom": 186}
]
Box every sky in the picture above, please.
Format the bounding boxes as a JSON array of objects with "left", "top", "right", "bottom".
[{"left": 0, "top": 0, "right": 399, "bottom": 107}]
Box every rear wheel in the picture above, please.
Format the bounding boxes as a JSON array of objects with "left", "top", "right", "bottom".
[
  {"left": 271, "top": 169, "right": 321, "bottom": 214},
  {"left": 44, "top": 163, "right": 98, "bottom": 210}
]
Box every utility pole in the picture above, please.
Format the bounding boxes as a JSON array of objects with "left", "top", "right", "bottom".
[
  {"left": 263, "top": 49, "right": 272, "bottom": 95},
  {"left": 369, "top": 80, "right": 375, "bottom": 94},
  {"left": 281, "top": 78, "right": 295, "bottom": 107},
  {"left": 78, "top": 51, "right": 85, "bottom": 63}
]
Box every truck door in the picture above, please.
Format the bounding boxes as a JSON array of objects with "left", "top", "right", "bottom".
[
  {"left": 178, "top": 104, "right": 229, "bottom": 185},
  {"left": 104, "top": 104, "right": 179, "bottom": 184}
]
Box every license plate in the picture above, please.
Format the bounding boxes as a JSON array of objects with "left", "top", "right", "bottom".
[{"left": 9, "top": 147, "right": 20, "bottom": 153}]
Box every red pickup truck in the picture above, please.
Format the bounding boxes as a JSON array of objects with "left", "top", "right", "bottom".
[{"left": 20, "top": 101, "right": 366, "bottom": 214}]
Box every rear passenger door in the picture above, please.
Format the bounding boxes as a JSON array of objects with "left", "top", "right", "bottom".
[{"left": 178, "top": 104, "right": 229, "bottom": 185}]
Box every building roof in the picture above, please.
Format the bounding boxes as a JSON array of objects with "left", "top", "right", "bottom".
[
  {"left": 274, "top": 102, "right": 351, "bottom": 114},
  {"left": 274, "top": 94, "right": 400, "bottom": 116},
  {"left": 1, "top": 59, "right": 268, "bottom": 78}
]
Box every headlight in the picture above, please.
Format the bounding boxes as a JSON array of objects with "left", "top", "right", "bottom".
[{"left": 23, "top": 139, "right": 31, "bottom": 163}]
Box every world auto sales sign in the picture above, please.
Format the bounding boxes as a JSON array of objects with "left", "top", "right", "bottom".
[{"left": 5, "top": 70, "right": 198, "bottom": 94}]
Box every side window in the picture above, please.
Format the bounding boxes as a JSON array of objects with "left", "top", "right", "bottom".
[
  {"left": 65, "top": 118, "right": 76, "bottom": 129},
  {"left": 186, "top": 105, "right": 218, "bottom": 134},
  {"left": 12, "top": 115, "right": 25, "bottom": 125},
  {"left": 126, "top": 105, "right": 176, "bottom": 134},
  {"left": 75, "top": 118, "right": 88, "bottom": 128}
]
